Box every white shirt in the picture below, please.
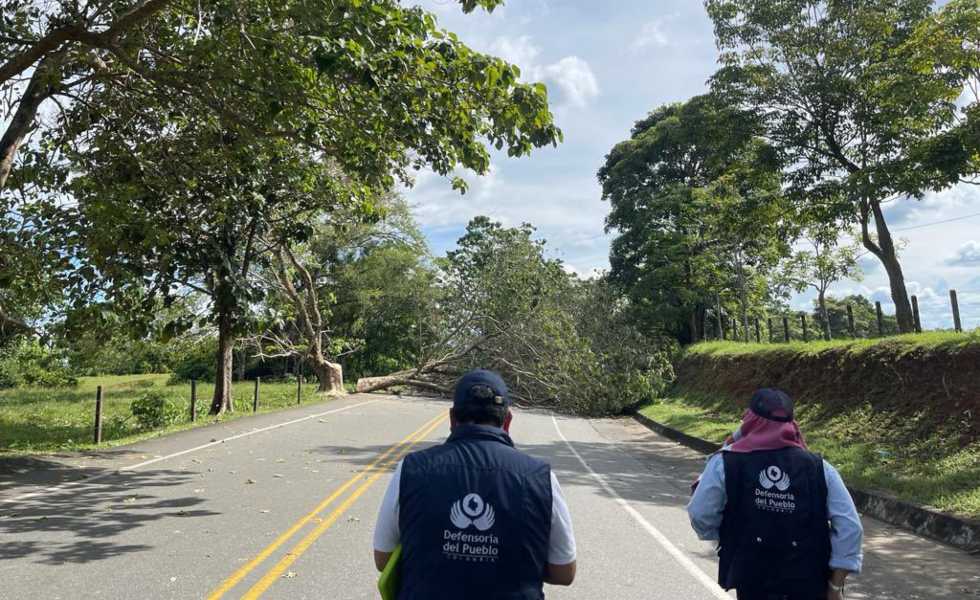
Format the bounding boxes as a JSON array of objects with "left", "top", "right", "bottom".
[{"left": 373, "top": 461, "right": 577, "bottom": 565}]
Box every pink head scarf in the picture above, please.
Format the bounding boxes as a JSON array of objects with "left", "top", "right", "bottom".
[
  {"left": 726, "top": 410, "right": 807, "bottom": 453},
  {"left": 725, "top": 388, "right": 808, "bottom": 453}
]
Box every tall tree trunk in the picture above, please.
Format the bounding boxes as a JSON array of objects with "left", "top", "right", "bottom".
[
  {"left": 734, "top": 250, "right": 750, "bottom": 342},
  {"left": 860, "top": 199, "right": 914, "bottom": 333},
  {"left": 210, "top": 311, "right": 235, "bottom": 415}
]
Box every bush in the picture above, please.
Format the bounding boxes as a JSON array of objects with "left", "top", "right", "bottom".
[
  {"left": 0, "top": 338, "right": 78, "bottom": 388},
  {"left": 68, "top": 335, "right": 176, "bottom": 376},
  {"left": 168, "top": 337, "right": 217, "bottom": 383},
  {"left": 130, "top": 390, "right": 184, "bottom": 429}
]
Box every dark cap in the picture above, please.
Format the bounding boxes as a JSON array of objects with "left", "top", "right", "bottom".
[
  {"left": 453, "top": 369, "right": 510, "bottom": 409},
  {"left": 750, "top": 388, "right": 794, "bottom": 422}
]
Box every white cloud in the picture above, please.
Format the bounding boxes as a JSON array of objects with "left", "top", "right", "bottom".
[
  {"left": 947, "top": 240, "right": 980, "bottom": 266},
  {"left": 487, "top": 36, "right": 599, "bottom": 108},
  {"left": 632, "top": 18, "right": 671, "bottom": 51},
  {"left": 539, "top": 56, "right": 599, "bottom": 108},
  {"left": 488, "top": 35, "right": 541, "bottom": 71},
  {"left": 883, "top": 184, "right": 979, "bottom": 226}
]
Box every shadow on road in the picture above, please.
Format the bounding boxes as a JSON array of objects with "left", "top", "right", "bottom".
[
  {"left": 309, "top": 417, "right": 980, "bottom": 600},
  {"left": 0, "top": 467, "right": 219, "bottom": 565},
  {"left": 0, "top": 453, "right": 145, "bottom": 495}
]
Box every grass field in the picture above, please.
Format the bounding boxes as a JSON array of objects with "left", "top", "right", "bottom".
[
  {"left": 0, "top": 374, "right": 330, "bottom": 453},
  {"left": 688, "top": 330, "right": 980, "bottom": 358},
  {"left": 640, "top": 392, "right": 980, "bottom": 520}
]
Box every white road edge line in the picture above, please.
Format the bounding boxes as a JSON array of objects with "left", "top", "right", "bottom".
[
  {"left": 2, "top": 399, "right": 380, "bottom": 505},
  {"left": 551, "top": 415, "right": 731, "bottom": 600}
]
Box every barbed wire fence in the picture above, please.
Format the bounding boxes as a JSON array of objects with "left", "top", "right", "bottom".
[{"left": 703, "top": 288, "right": 978, "bottom": 344}]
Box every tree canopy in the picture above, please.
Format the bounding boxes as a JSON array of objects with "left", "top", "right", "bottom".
[
  {"left": 598, "top": 94, "right": 790, "bottom": 343},
  {"left": 705, "top": 0, "right": 973, "bottom": 333},
  {"left": 4, "top": 0, "right": 563, "bottom": 413}
]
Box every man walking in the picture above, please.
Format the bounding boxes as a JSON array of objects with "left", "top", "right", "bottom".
[
  {"left": 688, "top": 388, "right": 863, "bottom": 600},
  {"left": 373, "top": 369, "right": 576, "bottom": 599}
]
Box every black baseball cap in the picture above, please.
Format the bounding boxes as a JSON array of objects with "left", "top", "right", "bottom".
[
  {"left": 453, "top": 369, "right": 510, "bottom": 409},
  {"left": 750, "top": 388, "right": 795, "bottom": 422}
]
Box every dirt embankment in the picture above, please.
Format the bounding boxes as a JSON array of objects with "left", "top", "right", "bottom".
[{"left": 673, "top": 338, "right": 980, "bottom": 444}]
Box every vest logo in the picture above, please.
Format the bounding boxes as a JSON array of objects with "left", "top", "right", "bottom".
[
  {"left": 759, "top": 466, "right": 791, "bottom": 492},
  {"left": 450, "top": 493, "right": 496, "bottom": 531}
]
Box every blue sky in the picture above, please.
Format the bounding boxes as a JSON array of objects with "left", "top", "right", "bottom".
[{"left": 405, "top": 0, "right": 980, "bottom": 330}]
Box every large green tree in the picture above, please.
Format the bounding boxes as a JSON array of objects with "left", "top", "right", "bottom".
[
  {"left": 47, "top": 0, "right": 560, "bottom": 414},
  {"left": 356, "top": 217, "right": 673, "bottom": 415},
  {"left": 68, "top": 126, "right": 344, "bottom": 414},
  {"left": 706, "top": 0, "right": 969, "bottom": 333},
  {"left": 598, "top": 94, "right": 789, "bottom": 344},
  {"left": 0, "top": 0, "right": 516, "bottom": 191}
]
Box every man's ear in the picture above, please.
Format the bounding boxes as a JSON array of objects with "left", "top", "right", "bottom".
[
  {"left": 503, "top": 409, "right": 513, "bottom": 432},
  {"left": 449, "top": 408, "right": 457, "bottom": 428}
]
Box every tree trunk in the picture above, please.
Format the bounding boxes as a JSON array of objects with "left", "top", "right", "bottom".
[
  {"left": 862, "top": 200, "right": 914, "bottom": 333},
  {"left": 689, "top": 309, "right": 700, "bottom": 344},
  {"left": 819, "top": 290, "right": 832, "bottom": 341},
  {"left": 311, "top": 356, "right": 344, "bottom": 394},
  {"left": 355, "top": 375, "right": 451, "bottom": 395},
  {"left": 210, "top": 313, "right": 235, "bottom": 415},
  {"left": 734, "top": 251, "right": 750, "bottom": 343}
]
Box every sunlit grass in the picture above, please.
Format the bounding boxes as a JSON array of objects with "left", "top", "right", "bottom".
[
  {"left": 688, "top": 330, "right": 980, "bottom": 358},
  {"left": 0, "top": 374, "right": 330, "bottom": 453}
]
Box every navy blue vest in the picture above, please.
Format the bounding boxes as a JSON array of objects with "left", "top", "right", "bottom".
[
  {"left": 397, "top": 424, "right": 553, "bottom": 600},
  {"left": 719, "top": 448, "right": 831, "bottom": 596}
]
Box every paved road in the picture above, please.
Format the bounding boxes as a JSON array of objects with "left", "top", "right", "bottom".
[{"left": 1, "top": 395, "right": 978, "bottom": 599}]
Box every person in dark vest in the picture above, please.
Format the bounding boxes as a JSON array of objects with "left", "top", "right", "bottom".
[
  {"left": 372, "top": 369, "right": 577, "bottom": 599},
  {"left": 688, "top": 388, "right": 863, "bottom": 600}
]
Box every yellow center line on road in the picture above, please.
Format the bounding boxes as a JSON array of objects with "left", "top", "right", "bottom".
[
  {"left": 240, "top": 413, "right": 450, "bottom": 600},
  {"left": 206, "top": 411, "right": 447, "bottom": 600}
]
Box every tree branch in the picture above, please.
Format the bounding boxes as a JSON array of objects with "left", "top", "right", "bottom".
[{"left": 0, "top": 50, "right": 66, "bottom": 189}]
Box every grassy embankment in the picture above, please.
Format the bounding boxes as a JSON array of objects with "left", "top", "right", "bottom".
[
  {"left": 0, "top": 374, "right": 330, "bottom": 454},
  {"left": 641, "top": 331, "right": 980, "bottom": 519}
]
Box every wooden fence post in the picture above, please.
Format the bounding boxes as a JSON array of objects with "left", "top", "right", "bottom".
[
  {"left": 846, "top": 304, "right": 856, "bottom": 337},
  {"left": 253, "top": 377, "right": 260, "bottom": 413},
  {"left": 716, "top": 295, "right": 723, "bottom": 340},
  {"left": 801, "top": 313, "right": 809, "bottom": 342},
  {"left": 190, "top": 379, "right": 197, "bottom": 422},
  {"left": 297, "top": 375, "right": 302, "bottom": 405},
  {"left": 754, "top": 318, "right": 762, "bottom": 343},
  {"left": 93, "top": 385, "right": 103, "bottom": 444},
  {"left": 911, "top": 295, "right": 923, "bottom": 333},
  {"left": 950, "top": 290, "right": 963, "bottom": 332},
  {"left": 875, "top": 302, "right": 884, "bottom": 336},
  {"left": 783, "top": 316, "right": 790, "bottom": 342}
]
